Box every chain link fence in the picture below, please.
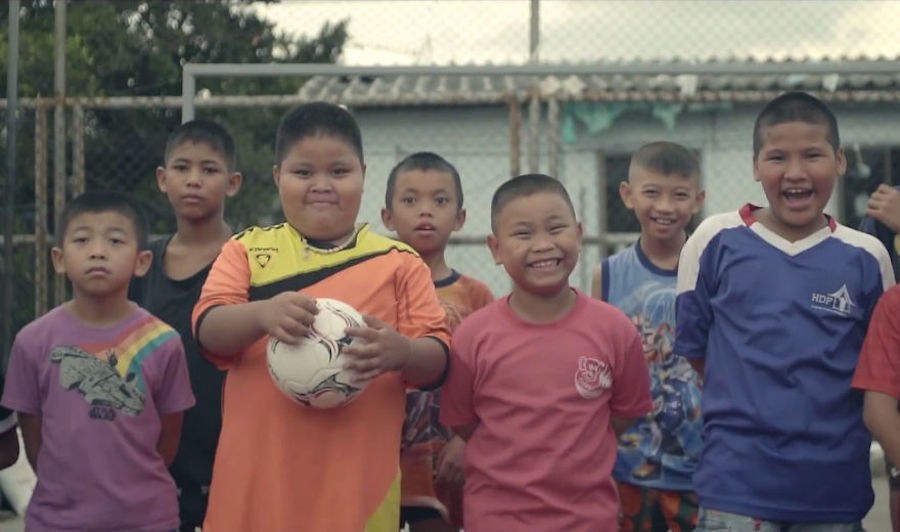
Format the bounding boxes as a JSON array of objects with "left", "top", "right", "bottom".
[{"left": 4, "top": 0, "right": 900, "bottom": 338}]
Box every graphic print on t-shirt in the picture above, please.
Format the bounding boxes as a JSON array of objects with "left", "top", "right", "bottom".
[
  {"left": 574, "top": 356, "right": 612, "bottom": 399},
  {"left": 50, "top": 317, "right": 177, "bottom": 420}
]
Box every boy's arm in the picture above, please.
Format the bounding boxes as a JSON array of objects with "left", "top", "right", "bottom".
[
  {"left": 591, "top": 263, "right": 604, "bottom": 300},
  {"left": 197, "top": 292, "right": 317, "bottom": 356},
  {"left": 611, "top": 416, "right": 637, "bottom": 437},
  {"left": 866, "top": 184, "right": 900, "bottom": 234},
  {"left": 343, "top": 316, "right": 447, "bottom": 388},
  {"left": 864, "top": 391, "right": 900, "bottom": 467},
  {"left": 0, "top": 425, "right": 19, "bottom": 470},
  {"left": 451, "top": 422, "right": 479, "bottom": 442},
  {"left": 157, "top": 412, "right": 183, "bottom": 466},
  {"left": 18, "top": 413, "right": 40, "bottom": 472}
]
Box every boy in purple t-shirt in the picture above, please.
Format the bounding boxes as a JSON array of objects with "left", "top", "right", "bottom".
[
  {"left": 440, "top": 174, "right": 652, "bottom": 532},
  {"left": 3, "top": 191, "right": 194, "bottom": 532}
]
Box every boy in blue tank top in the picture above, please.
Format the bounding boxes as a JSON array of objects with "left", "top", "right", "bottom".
[
  {"left": 592, "top": 142, "right": 705, "bottom": 532},
  {"left": 676, "top": 92, "right": 894, "bottom": 531}
]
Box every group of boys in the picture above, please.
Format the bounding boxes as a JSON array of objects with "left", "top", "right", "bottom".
[{"left": 2, "top": 90, "right": 900, "bottom": 532}]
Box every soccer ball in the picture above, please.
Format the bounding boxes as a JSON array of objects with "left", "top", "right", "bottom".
[{"left": 266, "top": 298, "right": 368, "bottom": 409}]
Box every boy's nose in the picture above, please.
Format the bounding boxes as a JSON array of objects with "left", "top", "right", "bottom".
[
  {"left": 784, "top": 157, "right": 806, "bottom": 178},
  {"left": 186, "top": 169, "right": 202, "bottom": 186}
]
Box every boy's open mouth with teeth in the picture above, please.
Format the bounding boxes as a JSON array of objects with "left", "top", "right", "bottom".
[
  {"left": 530, "top": 259, "right": 561, "bottom": 269},
  {"left": 783, "top": 188, "right": 813, "bottom": 202}
]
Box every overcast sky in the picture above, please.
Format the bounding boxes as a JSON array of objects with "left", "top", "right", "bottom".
[{"left": 253, "top": 1, "right": 900, "bottom": 65}]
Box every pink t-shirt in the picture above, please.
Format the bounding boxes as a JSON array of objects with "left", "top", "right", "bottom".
[
  {"left": 440, "top": 290, "right": 652, "bottom": 532},
  {"left": 853, "top": 284, "right": 900, "bottom": 398}
]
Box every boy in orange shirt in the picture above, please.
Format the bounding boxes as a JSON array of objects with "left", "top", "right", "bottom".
[
  {"left": 192, "top": 103, "right": 450, "bottom": 532},
  {"left": 382, "top": 152, "right": 494, "bottom": 531}
]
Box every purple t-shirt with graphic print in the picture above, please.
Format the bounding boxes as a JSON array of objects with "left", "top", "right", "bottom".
[{"left": 2, "top": 305, "right": 195, "bottom": 532}]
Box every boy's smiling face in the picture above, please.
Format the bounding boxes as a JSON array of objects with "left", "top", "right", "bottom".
[
  {"left": 488, "top": 191, "right": 582, "bottom": 298},
  {"left": 381, "top": 168, "right": 465, "bottom": 257},
  {"left": 273, "top": 134, "right": 366, "bottom": 243},
  {"left": 753, "top": 120, "right": 846, "bottom": 241},
  {"left": 620, "top": 167, "right": 704, "bottom": 245}
]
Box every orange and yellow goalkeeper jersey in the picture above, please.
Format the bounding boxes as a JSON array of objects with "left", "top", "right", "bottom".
[{"left": 192, "top": 223, "right": 450, "bottom": 532}]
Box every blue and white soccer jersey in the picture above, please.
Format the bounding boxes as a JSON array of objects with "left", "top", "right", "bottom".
[{"left": 675, "top": 204, "right": 894, "bottom": 523}]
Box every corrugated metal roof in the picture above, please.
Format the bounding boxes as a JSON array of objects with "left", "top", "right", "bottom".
[{"left": 298, "top": 59, "right": 900, "bottom": 106}]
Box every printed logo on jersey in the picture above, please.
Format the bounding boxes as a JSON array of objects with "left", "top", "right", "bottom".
[
  {"left": 811, "top": 283, "right": 855, "bottom": 317},
  {"left": 574, "top": 356, "right": 612, "bottom": 399},
  {"left": 250, "top": 246, "right": 278, "bottom": 269},
  {"left": 255, "top": 253, "right": 272, "bottom": 268}
]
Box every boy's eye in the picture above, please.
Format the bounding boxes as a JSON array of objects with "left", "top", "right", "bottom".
[
  {"left": 549, "top": 225, "right": 566, "bottom": 234},
  {"left": 172, "top": 164, "right": 188, "bottom": 172},
  {"left": 643, "top": 190, "right": 658, "bottom": 197},
  {"left": 73, "top": 237, "right": 88, "bottom": 244},
  {"left": 294, "top": 169, "right": 312, "bottom": 177},
  {"left": 203, "top": 166, "right": 220, "bottom": 174},
  {"left": 109, "top": 238, "right": 125, "bottom": 245},
  {"left": 401, "top": 197, "right": 415, "bottom": 205},
  {"left": 332, "top": 168, "right": 350, "bottom": 176},
  {"left": 435, "top": 197, "right": 449, "bottom": 206}
]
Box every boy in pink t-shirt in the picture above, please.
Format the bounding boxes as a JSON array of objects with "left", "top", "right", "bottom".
[{"left": 440, "top": 174, "right": 652, "bottom": 532}]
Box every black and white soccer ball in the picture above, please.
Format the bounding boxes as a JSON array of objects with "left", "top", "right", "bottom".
[{"left": 266, "top": 298, "right": 368, "bottom": 409}]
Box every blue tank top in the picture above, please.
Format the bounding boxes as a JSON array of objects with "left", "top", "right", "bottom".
[{"left": 602, "top": 242, "right": 701, "bottom": 491}]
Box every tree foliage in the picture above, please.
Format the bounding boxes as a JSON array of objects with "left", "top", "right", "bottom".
[{"left": 0, "top": 1, "right": 348, "bottom": 334}]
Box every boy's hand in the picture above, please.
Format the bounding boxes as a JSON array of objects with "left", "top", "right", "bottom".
[
  {"left": 259, "top": 292, "right": 318, "bottom": 344},
  {"left": 435, "top": 435, "right": 465, "bottom": 488},
  {"left": 867, "top": 184, "right": 900, "bottom": 233},
  {"left": 343, "top": 315, "right": 413, "bottom": 383}
]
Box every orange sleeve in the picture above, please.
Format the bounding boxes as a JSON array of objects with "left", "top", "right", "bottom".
[
  {"left": 191, "top": 238, "right": 251, "bottom": 370},
  {"left": 468, "top": 278, "right": 495, "bottom": 311},
  {"left": 397, "top": 254, "right": 451, "bottom": 348}
]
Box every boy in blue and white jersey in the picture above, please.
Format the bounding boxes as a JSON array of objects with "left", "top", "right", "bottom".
[
  {"left": 592, "top": 142, "right": 705, "bottom": 532},
  {"left": 675, "top": 91, "right": 894, "bottom": 532}
]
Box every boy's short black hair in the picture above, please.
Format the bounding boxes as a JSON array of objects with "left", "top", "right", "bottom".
[
  {"left": 384, "top": 152, "right": 463, "bottom": 210},
  {"left": 491, "top": 173, "right": 575, "bottom": 233},
  {"left": 630, "top": 141, "right": 700, "bottom": 179},
  {"left": 275, "top": 102, "right": 364, "bottom": 165},
  {"left": 164, "top": 119, "right": 237, "bottom": 172},
  {"left": 753, "top": 91, "right": 840, "bottom": 158},
  {"left": 59, "top": 190, "right": 149, "bottom": 250}
]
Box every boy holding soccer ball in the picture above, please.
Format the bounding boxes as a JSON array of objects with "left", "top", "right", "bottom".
[
  {"left": 440, "top": 173, "right": 653, "bottom": 531},
  {"left": 381, "top": 152, "right": 494, "bottom": 531},
  {"left": 675, "top": 91, "right": 893, "bottom": 531},
  {"left": 192, "top": 102, "right": 450, "bottom": 532}
]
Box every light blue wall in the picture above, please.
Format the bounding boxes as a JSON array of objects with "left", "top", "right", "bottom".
[{"left": 353, "top": 103, "right": 900, "bottom": 296}]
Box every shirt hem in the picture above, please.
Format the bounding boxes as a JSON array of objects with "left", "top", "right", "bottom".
[{"left": 699, "top": 496, "right": 867, "bottom": 523}]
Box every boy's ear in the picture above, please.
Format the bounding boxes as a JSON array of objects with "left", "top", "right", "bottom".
[
  {"left": 835, "top": 147, "right": 847, "bottom": 178},
  {"left": 361, "top": 163, "right": 367, "bottom": 180},
  {"left": 156, "top": 166, "right": 167, "bottom": 193},
  {"left": 619, "top": 181, "right": 635, "bottom": 209},
  {"left": 487, "top": 233, "right": 503, "bottom": 265},
  {"left": 752, "top": 156, "right": 762, "bottom": 182},
  {"left": 693, "top": 189, "right": 707, "bottom": 214},
  {"left": 454, "top": 208, "right": 467, "bottom": 232},
  {"left": 272, "top": 165, "right": 281, "bottom": 187},
  {"left": 133, "top": 250, "right": 153, "bottom": 278},
  {"left": 51, "top": 246, "right": 66, "bottom": 275},
  {"left": 226, "top": 172, "right": 243, "bottom": 198},
  {"left": 575, "top": 221, "right": 584, "bottom": 253},
  {"left": 380, "top": 207, "right": 395, "bottom": 231}
]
